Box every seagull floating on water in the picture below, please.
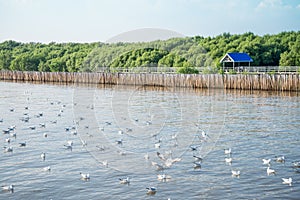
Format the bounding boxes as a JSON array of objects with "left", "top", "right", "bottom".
[
  {"left": 4, "top": 146, "right": 13, "bottom": 153},
  {"left": 2, "top": 184, "right": 14, "bottom": 192},
  {"left": 193, "top": 155, "right": 203, "bottom": 162},
  {"left": 231, "top": 170, "right": 241, "bottom": 177},
  {"left": 292, "top": 161, "right": 300, "bottom": 168},
  {"left": 10, "top": 132, "right": 16, "bottom": 138},
  {"left": 80, "top": 172, "right": 90, "bottom": 180},
  {"left": 275, "top": 156, "right": 285, "bottom": 163},
  {"left": 5, "top": 138, "right": 11, "bottom": 143},
  {"left": 154, "top": 142, "right": 161, "bottom": 149},
  {"left": 102, "top": 160, "right": 108, "bottom": 167},
  {"left": 144, "top": 153, "right": 150, "bottom": 160},
  {"left": 43, "top": 166, "right": 51, "bottom": 172},
  {"left": 225, "top": 157, "right": 233, "bottom": 163},
  {"left": 193, "top": 161, "right": 202, "bottom": 169},
  {"left": 189, "top": 145, "right": 199, "bottom": 151},
  {"left": 224, "top": 148, "right": 231, "bottom": 155},
  {"left": 119, "top": 177, "right": 130, "bottom": 184},
  {"left": 67, "top": 140, "right": 73, "bottom": 146},
  {"left": 267, "top": 167, "right": 276, "bottom": 175},
  {"left": 19, "top": 142, "right": 26, "bottom": 147},
  {"left": 41, "top": 152, "right": 46, "bottom": 160},
  {"left": 116, "top": 139, "right": 123, "bottom": 145},
  {"left": 146, "top": 187, "right": 157, "bottom": 195},
  {"left": 39, "top": 123, "right": 46, "bottom": 128},
  {"left": 201, "top": 130, "right": 209, "bottom": 140},
  {"left": 157, "top": 174, "right": 171, "bottom": 182},
  {"left": 282, "top": 177, "right": 292, "bottom": 186}
]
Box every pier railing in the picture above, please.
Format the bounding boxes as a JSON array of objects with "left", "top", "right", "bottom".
[{"left": 94, "top": 66, "right": 300, "bottom": 74}]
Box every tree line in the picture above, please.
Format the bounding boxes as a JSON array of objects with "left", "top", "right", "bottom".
[{"left": 0, "top": 31, "right": 299, "bottom": 74}]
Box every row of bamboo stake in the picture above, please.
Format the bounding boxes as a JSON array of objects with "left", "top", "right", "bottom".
[{"left": 0, "top": 71, "right": 299, "bottom": 91}]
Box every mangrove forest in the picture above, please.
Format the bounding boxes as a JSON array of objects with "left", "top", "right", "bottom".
[{"left": 0, "top": 31, "right": 299, "bottom": 74}]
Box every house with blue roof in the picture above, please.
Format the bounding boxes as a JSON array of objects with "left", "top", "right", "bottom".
[{"left": 220, "top": 53, "right": 253, "bottom": 72}]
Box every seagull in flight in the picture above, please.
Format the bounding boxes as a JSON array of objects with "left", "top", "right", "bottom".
[{"left": 262, "top": 158, "right": 271, "bottom": 165}]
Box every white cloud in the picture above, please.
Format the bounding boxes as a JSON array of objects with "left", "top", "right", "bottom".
[
  {"left": 297, "top": 4, "right": 300, "bottom": 9},
  {"left": 256, "top": 0, "right": 292, "bottom": 10}
]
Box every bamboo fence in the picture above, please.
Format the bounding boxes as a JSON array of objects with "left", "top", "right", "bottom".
[{"left": 0, "top": 71, "right": 299, "bottom": 91}]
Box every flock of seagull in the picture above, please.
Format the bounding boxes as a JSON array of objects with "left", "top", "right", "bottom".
[
  {"left": 223, "top": 147, "right": 298, "bottom": 187},
  {"left": 1, "top": 89, "right": 299, "bottom": 199},
  {"left": 1, "top": 94, "right": 169, "bottom": 196}
]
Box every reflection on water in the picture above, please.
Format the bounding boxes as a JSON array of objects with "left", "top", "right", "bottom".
[{"left": 0, "top": 81, "right": 299, "bottom": 199}]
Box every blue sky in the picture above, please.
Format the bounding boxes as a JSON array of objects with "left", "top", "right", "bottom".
[{"left": 0, "top": 0, "right": 299, "bottom": 43}]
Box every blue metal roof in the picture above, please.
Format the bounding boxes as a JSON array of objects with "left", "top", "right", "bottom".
[{"left": 220, "top": 53, "right": 253, "bottom": 63}]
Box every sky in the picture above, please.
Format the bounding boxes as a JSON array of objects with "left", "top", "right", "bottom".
[{"left": 0, "top": 0, "right": 300, "bottom": 43}]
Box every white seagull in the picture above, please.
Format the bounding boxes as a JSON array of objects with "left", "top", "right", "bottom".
[
  {"left": 292, "top": 161, "right": 300, "bottom": 168},
  {"left": 41, "top": 152, "right": 46, "bottom": 160},
  {"left": 231, "top": 170, "right": 241, "bottom": 176},
  {"left": 80, "top": 172, "right": 90, "bottom": 180},
  {"left": 225, "top": 157, "right": 233, "bottom": 163},
  {"left": 10, "top": 132, "right": 17, "bottom": 138},
  {"left": 224, "top": 148, "right": 232, "bottom": 155},
  {"left": 4, "top": 146, "right": 13, "bottom": 153},
  {"left": 193, "top": 161, "right": 202, "bottom": 169},
  {"left": 201, "top": 130, "right": 209, "bottom": 140},
  {"left": 282, "top": 178, "right": 292, "bottom": 186},
  {"left": 43, "top": 166, "right": 51, "bottom": 172},
  {"left": 193, "top": 155, "right": 203, "bottom": 162},
  {"left": 267, "top": 167, "right": 276, "bottom": 175},
  {"left": 275, "top": 156, "right": 285, "bottom": 163},
  {"left": 262, "top": 158, "right": 271, "bottom": 165},
  {"left": 119, "top": 177, "right": 130, "bottom": 184},
  {"left": 154, "top": 142, "right": 161, "bottom": 149},
  {"left": 102, "top": 160, "right": 108, "bottom": 167},
  {"left": 157, "top": 174, "right": 171, "bottom": 182},
  {"left": 144, "top": 153, "right": 150, "bottom": 160},
  {"left": 2, "top": 184, "right": 14, "bottom": 192}
]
